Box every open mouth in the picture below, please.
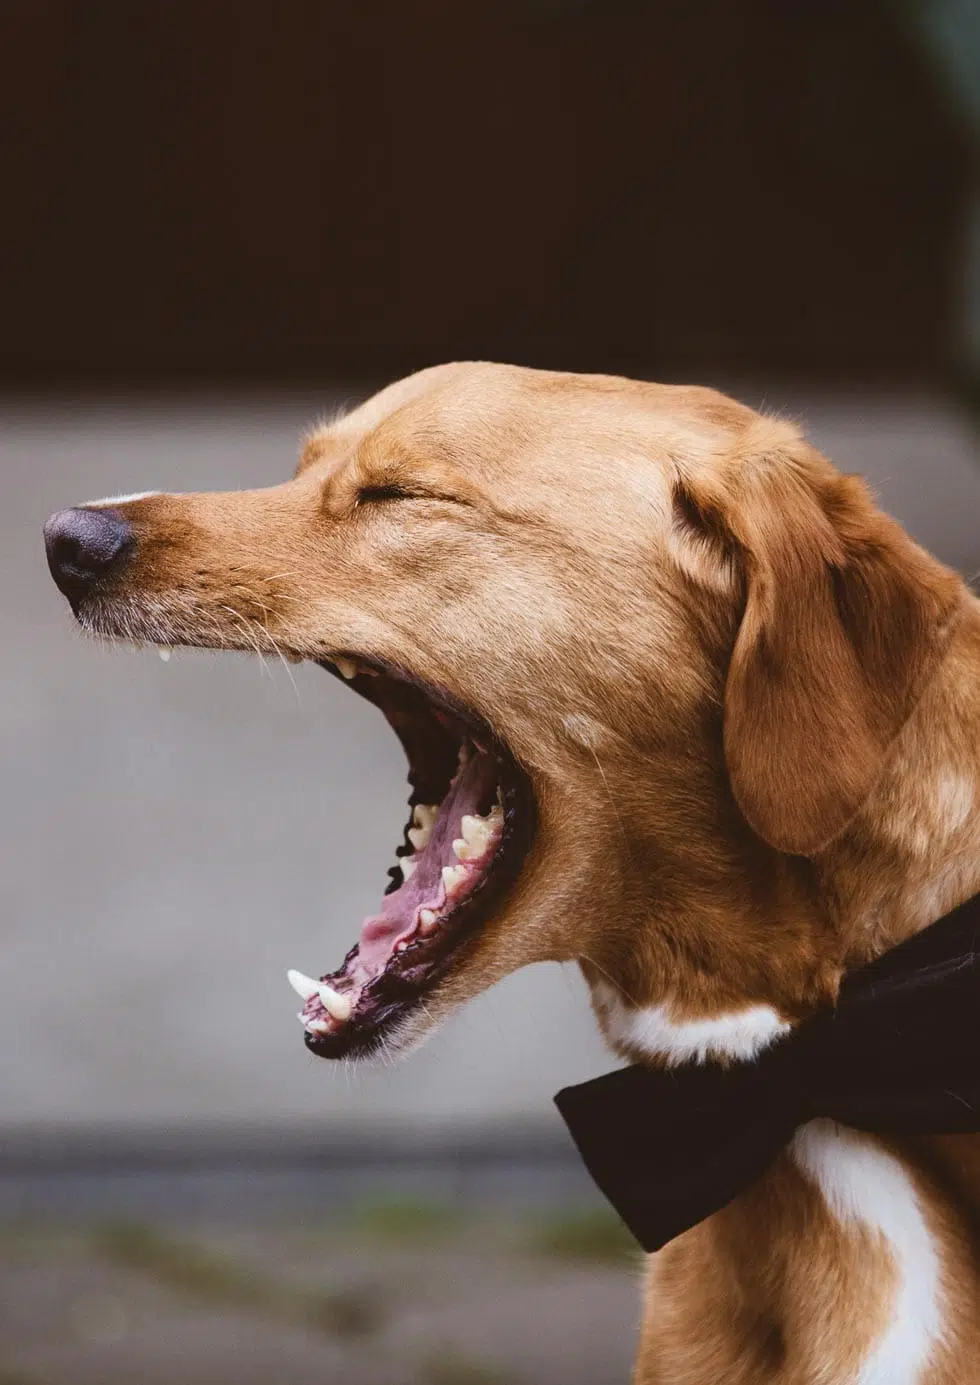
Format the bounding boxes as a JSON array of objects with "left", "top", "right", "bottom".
[{"left": 287, "top": 659, "right": 535, "bottom": 1059}]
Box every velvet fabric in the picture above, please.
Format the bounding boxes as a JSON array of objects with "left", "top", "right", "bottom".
[{"left": 555, "top": 892, "right": 980, "bottom": 1253}]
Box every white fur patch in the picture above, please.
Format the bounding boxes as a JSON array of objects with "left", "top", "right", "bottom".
[
  {"left": 591, "top": 981, "right": 790, "bottom": 1065},
  {"left": 792, "top": 1120, "right": 943, "bottom": 1385},
  {"left": 85, "top": 491, "right": 161, "bottom": 507},
  {"left": 934, "top": 773, "right": 974, "bottom": 835}
]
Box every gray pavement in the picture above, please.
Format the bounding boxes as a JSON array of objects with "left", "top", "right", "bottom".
[{"left": 0, "top": 1212, "right": 640, "bottom": 1385}]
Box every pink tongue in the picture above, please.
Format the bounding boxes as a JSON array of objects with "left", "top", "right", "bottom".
[{"left": 355, "top": 751, "right": 498, "bottom": 975}]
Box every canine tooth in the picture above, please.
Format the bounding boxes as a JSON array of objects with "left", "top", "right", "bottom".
[
  {"left": 307, "top": 1018, "right": 331, "bottom": 1035},
  {"left": 401, "top": 857, "right": 418, "bottom": 880},
  {"left": 413, "top": 804, "right": 439, "bottom": 831},
  {"left": 334, "top": 657, "right": 358, "bottom": 680},
  {"left": 419, "top": 909, "right": 438, "bottom": 932},
  {"left": 287, "top": 969, "right": 320, "bottom": 1002},
  {"left": 317, "top": 984, "right": 352, "bottom": 1022},
  {"left": 488, "top": 804, "right": 504, "bottom": 829},
  {"left": 157, "top": 646, "right": 171, "bottom": 662},
  {"left": 442, "top": 864, "right": 466, "bottom": 893}
]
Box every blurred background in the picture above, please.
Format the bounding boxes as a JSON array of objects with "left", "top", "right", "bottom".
[{"left": 2, "top": 2, "right": 980, "bottom": 1382}]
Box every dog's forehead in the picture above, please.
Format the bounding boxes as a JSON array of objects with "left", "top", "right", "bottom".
[{"left": 297, "top": 362, "right": 753, "bottom": 492}]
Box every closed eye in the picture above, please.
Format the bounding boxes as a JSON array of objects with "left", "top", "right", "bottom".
[
  {"left": 357, "top": 484, "right": 414, "bottom": 504},
  {"left": 357, "top": 483, "right": 467, "bottom": 508}
]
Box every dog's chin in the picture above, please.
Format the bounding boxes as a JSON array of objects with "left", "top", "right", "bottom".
[
  {"left": 79, "top": 592, "right": 538, "bottom": 1062},
  {"left": 290, "top": 658, "right": 537, "bottom": 1061}
]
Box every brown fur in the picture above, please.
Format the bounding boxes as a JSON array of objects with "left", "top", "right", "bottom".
[{"left": 74, "top": 363, "right": 980, "bottom": 1382}]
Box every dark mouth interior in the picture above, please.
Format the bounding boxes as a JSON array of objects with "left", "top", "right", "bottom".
[{"left": 292, "top": 660, "right": 534, "bottom": 1059}]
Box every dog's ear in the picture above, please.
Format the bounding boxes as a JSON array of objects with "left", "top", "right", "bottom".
[{"left": 676, "top": 436, "right": 964, "bottom": 855}]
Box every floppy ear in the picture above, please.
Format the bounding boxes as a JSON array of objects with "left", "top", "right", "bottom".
[{"left": 679, "top": 440, "right": 964, "bottom": 856}]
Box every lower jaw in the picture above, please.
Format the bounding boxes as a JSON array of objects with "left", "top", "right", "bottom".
[
  {"left": 300, "top": 796, "right": 533, "bottom": 1059},
  {"left": 291, "top": 664, "right": 536, "bottom": 1060}
]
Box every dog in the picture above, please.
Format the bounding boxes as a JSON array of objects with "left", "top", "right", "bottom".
[{"left": 44, "top": 362, "right": 980, "bottom": 1383}]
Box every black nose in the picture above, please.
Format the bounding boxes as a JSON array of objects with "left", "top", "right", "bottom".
[{"left": 43, "top": 507, "right": 133, "bottom": 604}]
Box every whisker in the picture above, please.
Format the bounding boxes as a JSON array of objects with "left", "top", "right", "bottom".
[{"left": 219, "top": 604, "right": 273, "bottom": 679}]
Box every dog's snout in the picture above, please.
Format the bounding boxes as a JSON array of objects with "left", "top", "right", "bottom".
[{"left": 43, "top": 507, "right": 133, "bottom": 604}]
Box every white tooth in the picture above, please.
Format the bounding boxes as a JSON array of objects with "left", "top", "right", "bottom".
[
  {"left": 452, "top": 836, "right": 486, "bottom": 861},
  {"left": 419, "top": 908, "right": 438, "bottom": 932},
  {"left": 334, "top": 657, "right": 358, "bottom": 680},
  {"left": 407, "top": 824, "right": 432, "bottom": 851},
  {"left": 462, "top": 817, "right": 493, "bottom": 850},
  {"left": 460, "top": 814, "right": 485, "bottom": 843},
  {"left": 400, "top": 857, "right": 418, "bottom": 880},
  {"left": 317, "top": 984, "right": 352, "bottom": 1022},
  {"left": 488, "top": 804, "right": 504, "bottom": 829},
  {"left": 157, "top": 646, "right": 171, "bottom": 662},
  {"left": 442, "top": 864, "right": 466, "bottom": 894},
  {"left": 458, "top": 744, "right": 471, "bottom": 765},
  {"left": 307, "top": 1018, "right": 331, "bottom": 1035},
  {"left": 413, "top": 804, "right": 439, "bottom": 831},
  {"left": 287, "top": 969, "right": 320, "bottom": 1002}
]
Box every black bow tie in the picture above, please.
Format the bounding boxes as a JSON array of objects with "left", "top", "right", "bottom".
[{"left": 555, "top": 891, "right": 980, "bottom": 1253}]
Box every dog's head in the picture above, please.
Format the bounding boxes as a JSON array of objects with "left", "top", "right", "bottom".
[{"left": 44, "top": 363, "right": 964, "bottom": 1062}]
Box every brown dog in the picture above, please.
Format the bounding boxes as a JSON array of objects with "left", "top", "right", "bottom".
[{"left": 44, "top": 363, "right": 980, "bottom": 1382}]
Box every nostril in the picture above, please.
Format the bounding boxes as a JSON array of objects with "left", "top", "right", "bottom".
[{"left": 43, "top": 507, "right": 133, "bottom": 603}]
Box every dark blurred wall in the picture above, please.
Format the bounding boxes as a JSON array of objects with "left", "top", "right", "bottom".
[{"left": 0, "top": 0, "right": 973, "bottom": 383}]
